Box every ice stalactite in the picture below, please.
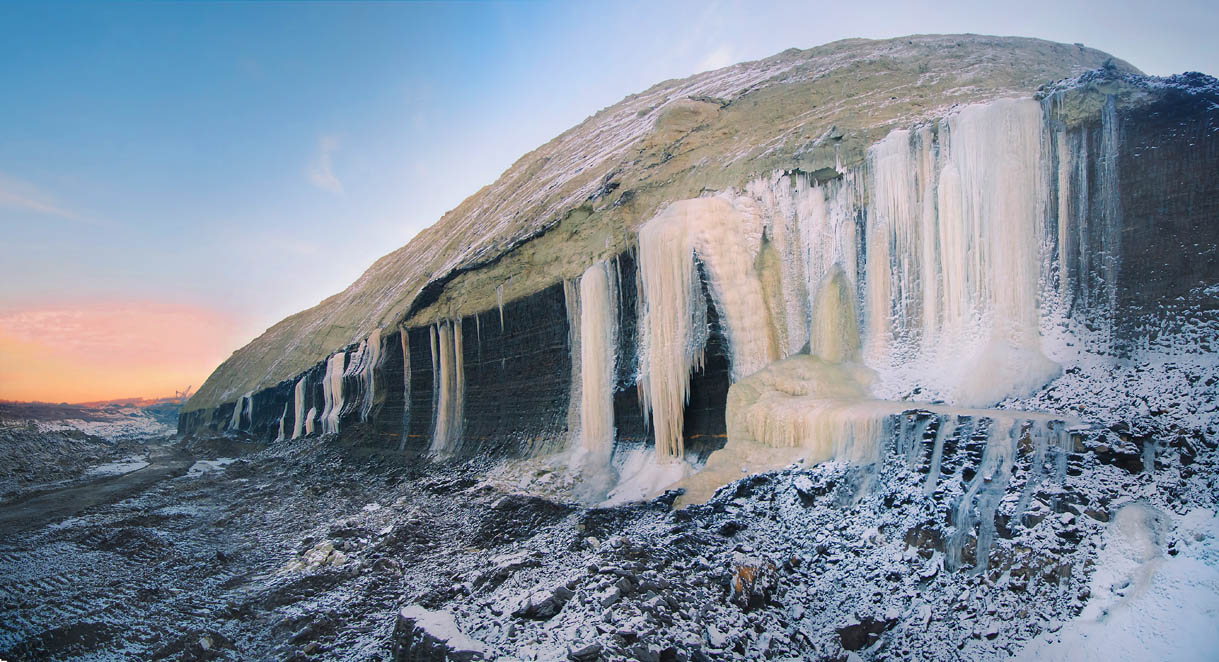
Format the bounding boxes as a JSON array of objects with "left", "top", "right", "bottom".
[
  {"left": 429, "top": 320, "right": 465, "bottom": 456},
  {"left": 359, "top": 328, "right": 381, "bottom": 422},
  {"left": 321, "top": 352, "right": 345, "bottom": 435},
  {"left": 304, "top": 407, "right": 317, "bottom": 436},
  {"left": 745, "top": 171, "right": 862, "bottom": 360},
  {"left": 228, "top": 396, "right": 241, "bottom": 431},
  {"left": 229, "top": 393, "right": 251, "bottom": 431},
  {"left": 637, "top": 196, "right": 777, "bottom": 460},
  {"left": 923, "top": 415, "right": 956, "bottom": 496},
  {"left": 1040, "top": 93, "right": 1124, "bottom": 355},
  {"left": 863, "top": 99, "right": 1059, "bottom": 406},
  {"left": 575, "top": 261, "right": 618, "bottom": 494},
  {"left": 564, "top": 279, "right": 583, "bottom": 448},
  {"left": 291, "top": 377, "right": 307, "bottom": 440},
  {"left": 275, "top": 403, "right": 288, "bottom": 442},
  {"left": 810, "top": 266, "right": 861, "bottom": 363}
]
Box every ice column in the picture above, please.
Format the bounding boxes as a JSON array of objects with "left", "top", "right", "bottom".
[
  {"left": 429, "top": 320, "right": 464, "bottom": 456},
  {"left": 291, "top": 377, "right": 307, "bottom": 439},
  {"left": 863, "top": 99, "right": 1058, "bottom": 406},
  {"left": 637, "top": 196, "right": 776, "bottom": 460},
  {"left": 321, "top": 352, "right": 345, "bottom": 435},
  {"left": 577, "top": 261, "right": 617, "bottom": 475}
]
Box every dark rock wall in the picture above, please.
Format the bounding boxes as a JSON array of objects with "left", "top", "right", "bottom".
[
  {"left": 1115, "top": 88, "right": 1219, "bottom": 352},
  {"left": 404, "top": 326, "right": 436, "bottom": 453},
  {"left": 457, "top": 283, "right": 572, "bottom": 458}
]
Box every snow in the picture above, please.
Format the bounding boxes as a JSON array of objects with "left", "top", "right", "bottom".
[
  {"left": 185, "top": 457, "right": 238, "bottom": 478},
  {"left": 86, "top": 455, "right": 150, "bottom": 477},
  {"left": 26, "top": 410, "right": 172, "bottom": 442},
  {"left": 1015, "top": 507, "right": 1219, "bottom": 662}
]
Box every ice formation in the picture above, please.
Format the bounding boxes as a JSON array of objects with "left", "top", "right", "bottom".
[
  {"left": 212, "top": 92, "right": 1139, "bottom": 521},
  {"left": 321, "top": 352, "right": 345, "bottom": 435},
  {"left": 291, "top": 377, "right": 307, "bottom": 440},
  {"left": 578, "top": 262, "right": 617, "bottom": 466},
  {"left": 636, "top": 197, "right": 776, "bottom": 459},
  {"left": 862, "top": 100, "right": 1059, "bottom": 405},
  {"left": 430, "top": 320, "right": 464, "bottom": 456},
  {"left": 229, "top": 392, "right": 252, "bottom": 431}
]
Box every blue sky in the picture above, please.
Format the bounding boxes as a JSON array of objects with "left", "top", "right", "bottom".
[{"left": 0, "top": 0, "right": 1215, "bottom": 400}]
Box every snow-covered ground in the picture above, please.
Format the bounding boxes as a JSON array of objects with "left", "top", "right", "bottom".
[{"left": 1016, "top": 506, "right": 1219, "bottom": 661}]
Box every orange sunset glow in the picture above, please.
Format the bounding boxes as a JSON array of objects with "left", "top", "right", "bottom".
[{"left": 0, "top": 301, "right": 243, "bottom": 403}]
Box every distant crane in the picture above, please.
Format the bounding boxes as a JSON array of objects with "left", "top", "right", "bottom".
[{"left": 175, "top": 386, "right": 193, "bottom": 404}]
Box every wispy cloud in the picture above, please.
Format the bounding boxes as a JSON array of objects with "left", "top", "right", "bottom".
[
  {"left": 0, "top": 171, "right": 89, "bottom": 223},
  {"left": 307, "top": 135, "right": 344, "bottom": 194}
]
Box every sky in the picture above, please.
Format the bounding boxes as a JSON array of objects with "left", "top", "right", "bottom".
[{"left": 0, "top": 0, "right": 1215, "bottom": 403}]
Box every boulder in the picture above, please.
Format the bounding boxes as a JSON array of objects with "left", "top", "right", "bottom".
[{"left": 392, "top": 605, "right": 489, "bottom": 662}]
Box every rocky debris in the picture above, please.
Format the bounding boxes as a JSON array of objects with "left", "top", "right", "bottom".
[
  {"left": 6, "top": 349, "right": 1219, "bottom": 662},
  {"left": 792, "top": 475, "right": 818, "bottom": 504},
  {"left": 727, "top": 555, "right": 778, "bottom": 611},
  {"left": 567, "top": 642, "right": 603, "bottom": 661},
  {"left": 837, "top": 615, "right": 898, "bottom": 651},
  {"left": 473, "top": 550, "right": 541, "bottom": 588},
  {"left": 474, "top": 494, "right": 574, "bottom": 547},
  {"left": 282, "top": 540, "right": 347, "bottom": 572},
  {"left": 392, "top": 605, "right": 488, "bottom": 662},
  {"left": 512, "top": 584, "right": 575, "bottom": 620}
]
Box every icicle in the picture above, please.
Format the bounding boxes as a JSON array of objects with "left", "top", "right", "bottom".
[
  {"left": 496, "top": 284, "right": 505, "bottom": 331},
  {"left": 291, "top": 377, "right": 307, "bottom": 439},
  {"left": 565, "top": 279, "right": 583, "bottom": 446},
  {"left": 637, "top": 197, "right": 776, "bottom": 460},
  {"left": 320, "top": 352, "right": 345, "bottom": 435},
  {"left": 862, "top": 100, "right": 1058, "bottom": 407},
  {"left": 359, "top": 328, "right": 381, "bottom": 422},
  {"left": 576, "top": 262, "right": 618, "bottom": 487},
  {"left": 304, "top": 406, "right": 316, "bottom": 436},
  {"left": 923, "top": 415, "right": 955, "bottom": 496},
  {"left": 275, "top": 402, "right": 287, "bottom": 442},
  {"left": 1052, "top": 420, "right": 1070, "bottom": 484},
  {"left": 429, "top": 320, "right": 465, "bottom": 456},
  {"left": 974, "top": 419, "right": 1020, "bottom": 574},
  {"left": 453, "top": 318, "right": 464, "bottom": 446},
  {"left": 946, "top": 418, "right": 1018, "bottom": 573},
  {"left": 1097, "top": 95, "right": 1123, "bottom": 346},
  {"left": 809, "top": 266, "right": 860, "bottom": 363},
  {"left": 229, "top": 393, "right": 249, "bottom": 431},
  {"left": 1012, "top": 420, "right": 1049, "bottom": 527},
  {"left": 432, "top": 322, "right": 454, "bottom": 455},
  {"left": 904, "top": 414, "right": 933, "bottom": 468}
]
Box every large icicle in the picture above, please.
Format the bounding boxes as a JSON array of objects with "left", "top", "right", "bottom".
[
  {"left": 863, "top": 99, "right": 1058, "bottom": 406},
  {"left": 637, "top": 196, "right": 776, "bottom": 460},
  {"left": 321, "top": 352, "right": 345, "bottom": 435},
  {"left": 229, "top": 393, "right": 250, "bottom": 431},
  {"left": 429, "top": 320, "right": 464, "bottom": 456},
  {"left": 359, "top": 328, "right": 381, "bottom": 422},
  {"left": 576, "top": 261, "right": 618, "bottom": 490},
  {"left": 291, "top": 376, "right": 307, "bottom": 439}
]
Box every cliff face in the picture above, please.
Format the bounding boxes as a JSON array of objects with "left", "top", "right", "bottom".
[
  {"left": 187, "top": 34, "right": 1132, "bottom": 415},
  {"left": 180, "top": 35, "right": 1218, "bottom": 517}
]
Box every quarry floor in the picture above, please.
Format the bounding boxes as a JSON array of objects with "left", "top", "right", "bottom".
[{"left": 0, "top": 423, "right": 1216, "bottom": 662}]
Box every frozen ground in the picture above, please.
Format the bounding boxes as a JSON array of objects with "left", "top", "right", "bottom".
[{"left": 0, "top": 379, "right": 1215, "bottom": 661}]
